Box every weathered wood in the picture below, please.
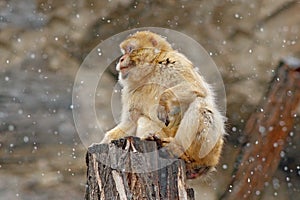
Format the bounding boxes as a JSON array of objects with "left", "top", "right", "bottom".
[
  {"left": 85, "top": 137, "right": 194, "bottom": 200},
  {"left": 221, "top": 58, "right": 300, "bottom": 199}
]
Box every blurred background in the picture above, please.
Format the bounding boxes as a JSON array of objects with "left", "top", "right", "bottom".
[{"left": 0, "top": 0, "right": 299, "bottom": 199}]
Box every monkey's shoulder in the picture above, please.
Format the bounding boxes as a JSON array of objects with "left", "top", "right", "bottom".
[
  {"left": 153, "top": 51, "right": 201, "bottom": 84},
  {"left": 156, "top": 51, "right": 193, "bottom": 69}
]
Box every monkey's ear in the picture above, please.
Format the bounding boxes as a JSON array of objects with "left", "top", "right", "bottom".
[
  {"left": 121, "top": 39, "right": 137, "bottom": 53},
  {"left": 120, "top": 43, "right": 134, "bottom": 54},
  {"left": 126, "top": 45, "right": 134, "bottom": 53},
  {"left": 149, "top": 37, "right": 158, "bottom": 47}
]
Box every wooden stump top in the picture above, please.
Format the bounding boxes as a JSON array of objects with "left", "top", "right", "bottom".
[{"left": 85, "top": 137, "right": 194, "bottom": 200}]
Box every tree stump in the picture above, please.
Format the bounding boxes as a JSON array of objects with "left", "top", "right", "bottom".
[
  {"left": 221, "top": 57, "right": 300, "bottom": 199},
  {"left": 85, "top": 137, "right": 194, "bottom": 200}
]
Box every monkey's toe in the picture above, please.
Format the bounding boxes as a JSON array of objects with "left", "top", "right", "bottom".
[{"left": 143, "top": 133, "right": 164, "bottom": 148}]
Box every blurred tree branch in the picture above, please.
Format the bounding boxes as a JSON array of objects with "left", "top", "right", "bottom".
[{"left": 221, "top": 57, "right": 300, "bottom": 199}]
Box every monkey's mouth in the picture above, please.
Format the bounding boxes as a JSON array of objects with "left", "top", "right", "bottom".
[
  {"left": 120, "top": 66, "right": 130, "bottom": 78},
  {"left": 120, "top": 66, "right": 129, "bottom": 71}
]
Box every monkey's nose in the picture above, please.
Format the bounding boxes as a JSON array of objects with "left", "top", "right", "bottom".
[{"left": 119, "top": 54, "right": 128, "bottom": 63}]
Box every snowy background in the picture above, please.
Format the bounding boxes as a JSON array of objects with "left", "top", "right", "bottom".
[{"left": 0, "top": 0, "right": 299, "bottom": 199}]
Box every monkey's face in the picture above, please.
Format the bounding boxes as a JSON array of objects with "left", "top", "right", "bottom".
[
  {"left": 116, "top": 31, "right": 173, "bottom": 84},
  {"left": 116, "top": 49, "right": 157, "bottom": 83},
  {"left": 116, "top": 54, "right": 132, "bottom": 79}
]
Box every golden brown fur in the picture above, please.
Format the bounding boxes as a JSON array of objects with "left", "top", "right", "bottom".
[{"left": 101, "top": 31, "right": 226, "bottom": 179}]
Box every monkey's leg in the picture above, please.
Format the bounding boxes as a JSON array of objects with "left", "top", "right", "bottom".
[
  {"left": 185, "top": 137, "right": 224, "bottom": 179},
  {"left": 174, "top": 97, "right": 221, "bottom": 158},
  {"left": 160, "top": 83, "right": 224, "bottom": 158}
]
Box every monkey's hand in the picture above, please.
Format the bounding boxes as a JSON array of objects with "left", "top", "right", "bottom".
[
  {"left": 101, "top": 128, "right": 127, "bottom": 144},
  {"left": 157, "top": 104, "right": 169, "bottom": 126},
  {"left": 89, "top": 128, "right": 127, "bottom": 147},
  {"left": 158, "top": 90, "right": 182, "bottom": 127}
]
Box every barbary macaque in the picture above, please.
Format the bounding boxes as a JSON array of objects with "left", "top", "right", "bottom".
[{"left": 101, "top": 31, "right": 225, "bottom": 179}]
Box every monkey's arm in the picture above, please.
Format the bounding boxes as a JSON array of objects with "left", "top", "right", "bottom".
[
  {"left": 158, "top": 82, "right": 204, "bottom": 126},
  {"left": 101, "top": 107, "right": 141, "bottom": 143},
  {"left": 160, "top": 82, "right": 205, "bottom": 104}
]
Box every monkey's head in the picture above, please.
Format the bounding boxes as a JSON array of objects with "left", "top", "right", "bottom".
[
  {"left": 117, "top": 31, "right": 173, "bottom": 84},
  {"left": 120, "top": 31, "right": 173, "bottom": 54}
]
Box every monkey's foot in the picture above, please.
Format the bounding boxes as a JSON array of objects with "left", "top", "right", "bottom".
[
  {"left": 143, "top": 133, "right": 165, "bottom": 148},
  {"left": 150, "top": 136, "right": 191, "bottom": 162},
  {"left": 110, "top": 136, "right": 141, "bottom": 150},
  {"left": 143, "top": 134, "right": 192, "bottom": 162},
  {"left": 163, "top": 139, "right": 192, "bottom": 162}
]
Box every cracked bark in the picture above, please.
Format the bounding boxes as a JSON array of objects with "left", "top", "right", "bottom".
[{"left": 85, "top": 137, "right": 194, "bottom": 200}]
